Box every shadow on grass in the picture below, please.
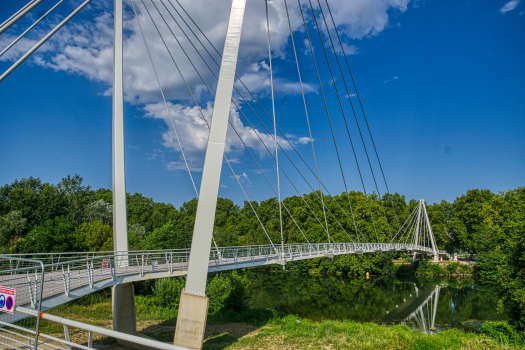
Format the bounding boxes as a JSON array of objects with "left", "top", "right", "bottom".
[{"left": 138, "top": 308, "right": 283, "bottom": 350}]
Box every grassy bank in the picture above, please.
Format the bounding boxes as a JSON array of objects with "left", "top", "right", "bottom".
[
  {"left": 35, "top": 293, "right": 522, "bottom": 350},
  {"left": 210, "top": 316, "right": 522, "bottom": 350}
]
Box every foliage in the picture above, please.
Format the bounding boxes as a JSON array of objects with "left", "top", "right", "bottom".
[
  {"left": 153, "top": 277, "right": 186, "bottom": 309},
  {"left": 481, "top": 321, "right": 523, "bottom": 345},
  {"left": 1, "top": 175, "right": 524, "bottom": 330},
  {"left": 0, "top": 210, "right": 27, "bottom": 250},
  {"left": 206, "top": 271, "right": 250, "bottom": 314},
  {"left": 10, "top": 216, "right": 83, "bottom": 253},
  {"left": 415, "top": 261, "right": 473, "bottom": 276},
  {"left": 74, "top": 220, "right": 113, "bottom": 251},
  {"left": 151, "top": 271, "right": 250, "bottom": 315}
]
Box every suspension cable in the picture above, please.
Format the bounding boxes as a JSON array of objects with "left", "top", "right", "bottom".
[
  {"left": 131, "top": 0, "right": 198, "bottom": 197},
  {"left": 0, "top": 0, "right": 65, "bottom": 58},
  {"left": 138, "top": 0, "right": 277, "bottom": 249},
  {"left": 156, "top": 0, "right": 357, "bottom": 242},
  {"left": 168, "top": 0, "right": 365, "bottom": 238},
  {"left": 315, "top": 0, "right": 393, "bottom": 239},
  {"left": 304, "top": 0, "right": 384, "bottom": 244},
  {"left": 299, "top": 0, "right": 369, "bottom": 244},
  {"left": 284, "top": 0, "right": 332, "bottom": 240},
  {"left": 266, "top": 0, "right": 285, "bottom": 254},
  {"left": 324, "top": 0, "right": 400, "bottom": 228}
]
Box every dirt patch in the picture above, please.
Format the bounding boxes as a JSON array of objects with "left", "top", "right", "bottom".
[{"left": 205, "top": 323, "right": 258, "bottom": 338}]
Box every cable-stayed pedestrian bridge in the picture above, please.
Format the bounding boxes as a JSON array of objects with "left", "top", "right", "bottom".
[
  {"left": 0, "top": 0, "right": 453, "bottom": 347},
  {"left": 0, "top": 242, "right": 442, "bottom": 313}
]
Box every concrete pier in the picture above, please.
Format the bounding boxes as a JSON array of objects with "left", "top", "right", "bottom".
[
  {"left": 112, "top": 284, "right": 137, "bottom": 348},
  {"left": 173, "top": 291, "right": 209, "bottom": 350}
]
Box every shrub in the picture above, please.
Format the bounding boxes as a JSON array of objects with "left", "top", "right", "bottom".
[
  {"left": 447, "top": 262, "right": 460, "bottom": 274},
  {"left": 207, "top": 271, "right": 250, "bottom": 314},
  {"left": 481, "top": 321, "right": 523, "bottom": 345},
  {"left": 153, "top": 277, "right": 185, "bottom": 308}
]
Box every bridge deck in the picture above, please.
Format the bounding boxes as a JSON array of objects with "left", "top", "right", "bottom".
[{"left": 0, "top": 242, "right": 443, "bottom": 324}]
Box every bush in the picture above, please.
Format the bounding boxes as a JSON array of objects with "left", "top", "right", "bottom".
[
  {"left": 481, "top": 321, "right": 523, "bottom": 345},
  {"left": 207, "top": 271, "right": 250, "bottom": 314},
  {"left": 447, "top": 262, "right": 460, "bottom": 274},
  {"left": 153, "top": 277, "right": 185, "bottom": 308},
  {"left": 152, "top": 271, "right": 251, "bottom": 315}
]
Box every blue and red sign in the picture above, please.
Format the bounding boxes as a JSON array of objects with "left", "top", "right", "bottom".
[{"left": 0, "top": 286, "right": 16, "bottom": 314}]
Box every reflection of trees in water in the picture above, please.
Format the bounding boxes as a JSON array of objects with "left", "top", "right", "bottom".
[
  {"left": 247, "top": 273, "right": 415, "bottom": 322},
  {"left": 246, "top": 273, "right": 506, "bottom": 331}
]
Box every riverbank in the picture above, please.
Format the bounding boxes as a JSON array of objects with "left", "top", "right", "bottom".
[
  {"left": 39, "top": 299, "right": 521, "bottom": 350},
  {"left": 205, "top": 316, "right": 522, "bottom": 350},
  {"left": 35, "top": 272, "right": 522, "bottom": 350}
]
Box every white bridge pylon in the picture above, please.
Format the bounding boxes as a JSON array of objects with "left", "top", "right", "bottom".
[{"left": 390, "top": 199, "right": 441, "bottom": 262}]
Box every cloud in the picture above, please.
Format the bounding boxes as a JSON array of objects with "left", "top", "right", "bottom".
[
  {"left": 230, "top": 172, "right": 252, "bottom": 186},
  {"left": 2, "top": 0, "right": 414, "bottom": 171},
  {"left": 2, "top": 0, "right": 411, "bottom": 103},
  {"left": 143, "top": 101, "right": 295, "bottom": 171},
  {"left": 500, "top": 0, "right": 521, "bottom": 13},
  {"left": 384, "top": 76, "right": 398, "bottom": 83},
  {"left": 234, "top": 61, "right": 316, "bottom": 97}
]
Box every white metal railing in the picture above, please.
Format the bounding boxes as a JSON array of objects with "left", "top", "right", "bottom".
[{"left": 0, "top": 257, "right": 44, "bottom": 350}]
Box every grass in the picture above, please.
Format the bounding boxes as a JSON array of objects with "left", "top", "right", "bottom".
[
  {"left": 33, "top": 293, "right": 523, "bottom": 350},
  {"left": 218, "top": 316, "right": 523, "bottom": 350}
]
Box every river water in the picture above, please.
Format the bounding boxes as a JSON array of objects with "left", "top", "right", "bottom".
[{"left": 246, "top": 272, "right": 506, "bottom": 333}]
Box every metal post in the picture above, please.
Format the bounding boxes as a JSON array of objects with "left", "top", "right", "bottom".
[
  {"left": 174, "top": 0, "right": 246, "bottom": 348},
  {"left": 112, "top": 0, "right": 129, "bottom": 257}
]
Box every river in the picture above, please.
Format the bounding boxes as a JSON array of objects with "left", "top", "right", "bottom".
[{"left": 244, "top": 272, "right": 506, "bottom": 334}]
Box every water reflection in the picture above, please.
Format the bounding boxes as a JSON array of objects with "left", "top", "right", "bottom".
[
  {"left": 383, "top": 284, "right": 440, "bottom": 334},
  {"left": 246, "top": 272, "right": 505, "bottom": 333}
]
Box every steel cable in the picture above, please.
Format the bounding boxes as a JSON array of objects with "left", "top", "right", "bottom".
[
  {"left": 265, "top": 0, "right": 285, "bottom": 254},
  {"left": 168, "top": 0, "right": 366, "bottom": 239},
  {"left": 316, "top": 0, "right": 393, "bottom": 239},
  {"left": 324, "top": 0, "right": 400, "bottom": 228}
]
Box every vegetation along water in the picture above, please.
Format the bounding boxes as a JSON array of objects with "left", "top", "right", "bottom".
[{"left": 1, "top": 175, "right": 524, "bottom": 348}]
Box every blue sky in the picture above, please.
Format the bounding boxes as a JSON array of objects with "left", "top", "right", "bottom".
[{"left": 0, "top": 0, "right": 524, "bottom": 208}]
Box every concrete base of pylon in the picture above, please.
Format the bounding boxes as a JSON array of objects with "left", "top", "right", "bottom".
[
  {"left": 112, "top": 283, "right": 141, "bottom": 349},
  {"left": 174, "top": 291, "right": 209, "bottom": 350},
  {"left": 432, "top": 255, "right": 439, "bottom": 263}
]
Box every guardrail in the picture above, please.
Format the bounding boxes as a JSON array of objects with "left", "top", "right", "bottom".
[{"left": 0, "top": 257, "right": 44, "bottom": 350}]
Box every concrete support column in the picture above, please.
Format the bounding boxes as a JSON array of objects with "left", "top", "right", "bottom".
[{"left": 112, "top": 284, "right": 136, "bottom": 347}]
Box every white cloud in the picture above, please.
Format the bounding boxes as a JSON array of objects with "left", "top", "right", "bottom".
[
  {"left": 230, "top": 172, "right": 252, "bottom": 186},
  {"left": 2, "top": 0, "right": 411, "bottom": 102},
  {"left": 500, "top": 0, "right": 521, "bottom": 13},
  {"left": 384, "top": 76, "right": 399, "bottom": 83},
  {"left": 143, "top": 101, "right": 295, "bottom": 171},
  {"left": 2, "top": 0, "right": 414, "bottom": 170}
]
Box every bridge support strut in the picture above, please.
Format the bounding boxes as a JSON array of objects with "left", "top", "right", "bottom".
[
  {"left": 112, "top": 284, "right": 138, "bottom": 348},
  {"left": 173, "top": 0, "right": 247, "bottom": 349}
]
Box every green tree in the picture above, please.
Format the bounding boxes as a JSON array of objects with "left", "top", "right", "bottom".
[
  {"left": 10, "top": 216, "right": 83, "bottom": 253},
  {"left": 0, "top": 210, "right": 27, "bottom": 250},
  {"left": 75, "top": 220, "right": 113, "bottom": 251}
]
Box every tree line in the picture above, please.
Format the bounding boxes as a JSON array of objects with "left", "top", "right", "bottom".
[{"left": 1, "top": 175, "right": 523, "bottom": 330}]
